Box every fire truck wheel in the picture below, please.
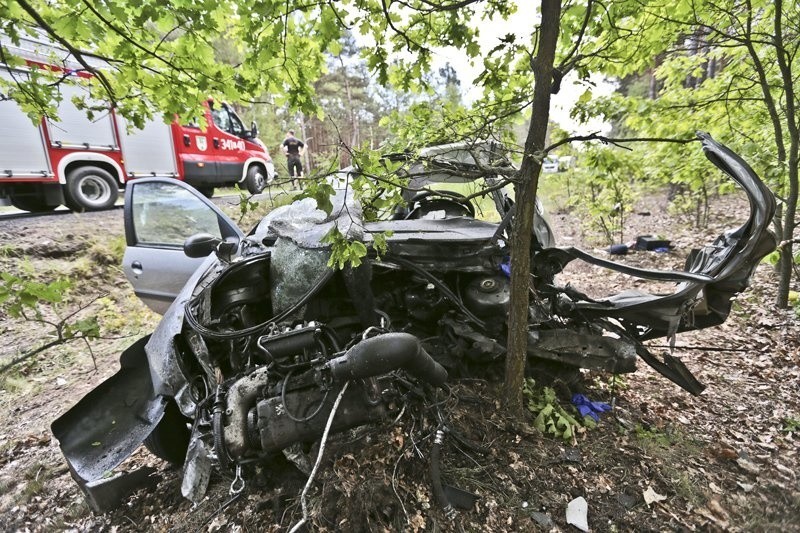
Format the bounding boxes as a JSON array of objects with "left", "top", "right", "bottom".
[
  {"left": 64, "top": 166, "right": 119, "bottom": 212},
  {"left": 9, "top": 192, "right": 58, "bottom": 213},
  {"left": 245, "top": 165, "right": 267, "bottom": 194},
  {"left": 197, "top": 186, "right": 215, "bottom": 198}
]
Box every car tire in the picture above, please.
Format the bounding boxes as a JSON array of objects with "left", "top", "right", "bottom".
[
  {"left": 245, "top": 165, "right": 267, "bottom": 194},
  {"left": 144, "top": 400, "right": 191, "bottom": 466},
  {"left": 64, "top": 166, "right": 119, "bottom": 212},
  {"left": 9, "top": 191, "right": 58, "bottom": 213}
]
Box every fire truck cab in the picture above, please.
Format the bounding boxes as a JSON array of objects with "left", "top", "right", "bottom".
[{"left": 0, "top": 34, "right": 275, "bottom": 213}]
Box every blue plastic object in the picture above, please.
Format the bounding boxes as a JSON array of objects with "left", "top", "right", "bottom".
[
  {"left": 500, "top": 257, "right": 511, "bottom": 278},
  {"left": 571, "top": 394, "right": 612, "bottom": 422}
]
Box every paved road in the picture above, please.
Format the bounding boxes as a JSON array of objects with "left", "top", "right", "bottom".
[{"left": 0, "top": 191, "right": 256, "bottom": 221}]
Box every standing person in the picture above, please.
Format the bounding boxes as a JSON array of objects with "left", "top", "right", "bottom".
[{"left": 282, "top": 130, "right": 305, "bottom": 189}]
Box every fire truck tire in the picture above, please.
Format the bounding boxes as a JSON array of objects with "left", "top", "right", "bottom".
[
  {"left": 245, "top": 165, "right": 267, "bottom": 194},
  {"left": 9, "top": 192, "right": 58, "bottom": 213},
  {"left": 64, "top": 166, "right": 119, "bottom": 212},
  {"left": 197, "top": 186, "right": 215, "bottom": 198}
]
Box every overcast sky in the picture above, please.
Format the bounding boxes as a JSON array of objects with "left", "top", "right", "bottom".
[{"left": 425, "top": 2, "right": 614, "bottom": 133}]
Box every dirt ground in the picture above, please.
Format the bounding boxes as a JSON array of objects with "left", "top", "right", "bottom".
[{"left": 0, "top": 186, "right": 798, "bottom": 532}]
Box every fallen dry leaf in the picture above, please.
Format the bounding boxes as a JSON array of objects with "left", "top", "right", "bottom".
[{"left": 708, "top": 498, "right": 728, "bottom": 519}]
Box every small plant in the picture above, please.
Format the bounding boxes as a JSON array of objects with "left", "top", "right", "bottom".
[
  {"left": 787, "top": 291, "right": 800, "bottom": 318},
  {"left": 0, "top": 372, "right": 34, "bottom": 395},
  {"left": 89, "top": 235, "right": 126, "bottom": 267},
  {"left": 234, "top": 183, "right": 261, "bottom": 224},
  {"left": 0, "top": 272, "right": 101, "bottom": 374},
  {"left": 634, "top": 424, "right": 674, "bottom": 448},
  {"left": 16, "top": 462, "right": 51, "bottom": 502},
  {"left": 782, "top": 416, "right": 800, "bottom": 433},
  {"left": 523, "top": 380, "right": 590, "bottom": 441},
  {"left": 592, "top": 373, "right": 628, "bottom": 392},
  {"left": 322, "top": 226, "right": 369, "bottom": 269}
]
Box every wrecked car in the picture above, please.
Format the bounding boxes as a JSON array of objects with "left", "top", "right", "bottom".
[{"left": 52, "top": 133, "right": 776, "bottom": 511}]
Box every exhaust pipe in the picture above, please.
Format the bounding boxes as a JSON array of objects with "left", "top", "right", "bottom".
[{"left": 326, "top": 333, "right": 448, "bottom": 387}]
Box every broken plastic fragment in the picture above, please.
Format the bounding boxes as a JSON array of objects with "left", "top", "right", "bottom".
[
  {"left": 530, "top": 511, "right": 553, "bottom": 528},
  {"left": 566, "top": 496, "right": 589, "bottom": 532},
  {"left": 182, "top": 438, "right": 212, "bottom": 503}
]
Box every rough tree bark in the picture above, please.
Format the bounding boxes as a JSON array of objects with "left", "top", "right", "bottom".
[
  {"left": 502, "top": 0, "right": 562, "bottom": 415},
  {"left": 773, "top": 0, "right": 798, "bottom": 308},
  {"left": 741, "top": 1, "right": 797, "bottom": 307}
]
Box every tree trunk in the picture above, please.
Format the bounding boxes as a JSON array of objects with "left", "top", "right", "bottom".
[
  {"left": 772, "top": 0, "right": 798, "bottom": 308},
  {"left": 502, "top": 0, "right": 562, "bottom": 415},
  {"left": 778, "top": 145, "right": 798, "bottom": 307}
]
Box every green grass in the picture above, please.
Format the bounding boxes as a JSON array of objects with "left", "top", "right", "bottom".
[
  {"left": 0, "top": 373, "right": 36, "bottom": 395},
  {"left": 782, "top": 416, "right": 800, "bottom": 433},
  {"left": 18, "top": 462, "right": 50, "bottom": 502},
  {"left": 632, "top": 424, "right": 705, "bottom": 505}
]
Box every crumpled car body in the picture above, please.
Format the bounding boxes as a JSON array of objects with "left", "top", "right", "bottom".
[{"left": 52, "top": 133, "right": 776, "bottom": 511}]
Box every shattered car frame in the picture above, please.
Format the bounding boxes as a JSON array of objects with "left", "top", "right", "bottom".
[{"left": 52, "top": 133, "right": 776, "bottom": 511}]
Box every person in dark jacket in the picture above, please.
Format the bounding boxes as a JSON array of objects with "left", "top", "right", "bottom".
[{"left": 282, "top": 130, "right": 305, "bottom": 189}]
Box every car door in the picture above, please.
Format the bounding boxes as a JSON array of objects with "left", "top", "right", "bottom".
[{"left": 122, "top": 177, "right": 243, "bottom": 314}]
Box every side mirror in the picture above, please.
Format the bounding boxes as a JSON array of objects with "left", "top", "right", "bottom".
[
  {"left": 250, "top": 121, "right": 259, "bottom": 139},
  {"left": 184, "top": 233, "right": 240, "bottom": 262},
  {"left": 184, "top": 233, "right": 222, "bottom": 258}
]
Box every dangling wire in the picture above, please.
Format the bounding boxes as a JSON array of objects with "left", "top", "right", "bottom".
[
  {"left": 280, "top": 368, "right": 331, "bottom": 423},
  {"left": 288, "top": 381, "right": 351, "bottom": 533}
]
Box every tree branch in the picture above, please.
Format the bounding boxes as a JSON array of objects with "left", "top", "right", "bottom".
[
  {"left": 545, "top": 132, "right": 698, "bottom": 153},
  {"left": 14, "top": 0, "right": 117, "bottom": 105}
]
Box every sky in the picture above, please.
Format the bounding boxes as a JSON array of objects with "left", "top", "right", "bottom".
[
  {"left": 346, "top": 1, "right": 615, "bottom": 134},
  {"left": 416, "top": 2, "right": 615, "bottom": 133}
]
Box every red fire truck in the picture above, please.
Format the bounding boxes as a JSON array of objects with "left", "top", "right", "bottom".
[{"left": 0, "top": 34, "right": 275, "bottom": 213}]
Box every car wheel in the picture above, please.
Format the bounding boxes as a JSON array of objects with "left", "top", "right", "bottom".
[
  {"left": 64, "top": 166, "right": 119, "bottom": 212},
  {"left": 9, "top": 192, "right": 58, "bottom": 213},
  {"left": 245, "top": 165, "right": 267, "bottom": 194},
  {"left": 144, "top": 400, "right": 191, "bottom": 465},
  {"left": 197, "top": 186, "right": 215, "bottom": 198}
]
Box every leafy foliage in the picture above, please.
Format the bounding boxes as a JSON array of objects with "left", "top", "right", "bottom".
[
  {"left": 783, "top": 416, "right": 800, "bottom": 434},
  {"left": 0, "top": 272, "right": 101, "bottom": 373},
  {"left": 321, "top": 226, "right": 368, "bottom": 270},
  {"left": 1, "top": 0, "right": 345, "bottom": 126},
  {"left": 565, "top": 0, "right": 799, "bottom": 305},
  {"left": 0, "top": 273, "right": 69, "bottom": 320},
  {"left": 523, "top": 380, "right": 593, "bottom": 441}
]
